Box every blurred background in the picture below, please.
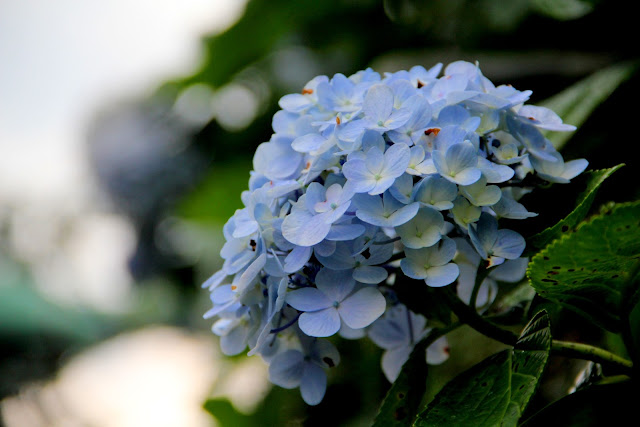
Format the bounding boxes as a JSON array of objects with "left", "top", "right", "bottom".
[{"left": 1, "top": 0, "right": 638, "bottom": 425}]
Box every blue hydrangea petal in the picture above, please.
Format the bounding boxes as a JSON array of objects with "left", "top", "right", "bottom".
[
  {"left": 395, "top": 207, "right": 444, "bottom": 249},
  {"left": 518, "top": 105, "right": 576, "bottom": 131},
  {"left": 253, "top": 140, "right": 303, "bottom": 181},
  {"left": 560, "top": 159, "right": 589, "bottom": 181},
  {"left": 365, "top": 146, "right": 385, "bottom": 174},
  {"left": 460, "top": 176, "right": 502, "bottom": 207},
  {"left": 425, "top": 263, "right": 460, "bottom": 287},
  {"left": 316, "top": 268, "right": 355, "bottom": 302},
  {"left": 414, "top": 175, "right": 458, "bottom": 211},
  {"left": 284, "top": 246, "right": 313, "bottom": 273},
  {"left": 292, "top": 133, "right": 327, "bottom": 154},
  {"left": 492, "top": 229, "right": 526, "bottom": 260},
  {"left": 468, "top": 213, "right": 498, "bottom": 258},
  {"left": 316, "top": 242, "right": 357, "bottom": 270},
  {"left": 326, "top": 223, "right": 366, "bottom": 241},
  {"left": 342, "top": 159, "right": 376, "bottom": 193},
  {"left": 338, "top": 287, "right": 386, "bottom": 329},
  {"left": 298, "top": 307, "right": 341, "bottom": 337},
  {"left": 314, "top": 239, "right": 337, "bottom": 257},
  {"left": 353, "top": 265, "right": 389, "bottom": 284},
  {"left": 300, "top": 362, "right": 327, "bottom": 406},
  {"left": 363, "top": 84, "right": 394, "bottom": 124},
  {"left": 477, "top": 157, "right": 515, "bottom": 183},
  {"left": 220, "top": 323, "right": 249, "bottom": 356},
  {"left": 400, "top": 256, "right": 429, "bottom": 279},
  {"left": 381, "top": 143, "right": 411, "bottom": 178},
  {"left": 490, "top": 257, "right": 528, "bottom": 282},
  {"left": 282, "top": 209, "right": 332, "bottom": 247},
  {"left": 235, "top": 253, "right": 267, "bottom": 295},
  {"left": 279, "top": 94, "right": 313, "bottom": 113},
  {"left": 269, "top": 350, "right": 304, "bottom": 388},
  {"left": 287, "top": 287, "right": 332, "bottom": 312},
  {"left": 389, "top": 173, "right": 414, "bottom": 204}
]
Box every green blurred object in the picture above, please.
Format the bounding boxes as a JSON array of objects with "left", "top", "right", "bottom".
[{"left": 540, "top": 62, "right": 637, "bottom": 150}]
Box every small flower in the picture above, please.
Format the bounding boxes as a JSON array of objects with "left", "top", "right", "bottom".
[{"left": 286, "top": 268, "right": 386, "bottom": 337}]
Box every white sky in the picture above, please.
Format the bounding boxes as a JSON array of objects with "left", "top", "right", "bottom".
[
  {"left": 0, "top": 0, "right": 246, "bottom": 309},
  {"left": 0, "top": 0, "right": 246, "bottom": 203}
]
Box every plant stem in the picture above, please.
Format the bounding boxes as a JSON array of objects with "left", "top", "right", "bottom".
[
  {"left": 551, "top": 340, "right": 634, "bottom": 375},
  {"left": 469, "top": 262, "right": 490, "bottom": 311},
  {"left": 441, "top": 287, "right": 519, "bottom": 346}
]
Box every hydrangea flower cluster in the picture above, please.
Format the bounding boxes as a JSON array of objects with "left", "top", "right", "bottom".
[{"left": 203, "top": 61, "right": 587, "bottom": 405}]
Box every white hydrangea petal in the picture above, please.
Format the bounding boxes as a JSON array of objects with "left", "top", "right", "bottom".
[
  {"left": 381, "top": 347, "right": 411, "bottom": 383},
  {"left": 426, "top": 336, "right": 450, "bottom": 365}
]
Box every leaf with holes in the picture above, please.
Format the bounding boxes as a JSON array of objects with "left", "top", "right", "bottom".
[
  {"left": 525, "top": 165, "right": 623, "bottom": 255},
  {"left": 414, "top": 350, "right": 512, "bottom": 426},
  {"left": 502, "top": 311, "right": 551, "bottom": 426},
  {"left": 528, "top": 201, "right": 640, "bottom": 331}
]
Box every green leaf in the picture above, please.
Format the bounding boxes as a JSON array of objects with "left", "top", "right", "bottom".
[
  {"left": 528, "top": 201, "right": 640, "bottom": 331},
  {"left": 526, "top": 164, "right": 623, "bottom": 254},
  {"left": 520, "top": 381, "right": 636, "bottom": 426},
  {"left": 530, "top": 0, "right": 594, "bottom": 21},
  {"left": 502, "top": 311, "right": 551, "bottom": 426},
  {"left": 177, "top": 159, "right": 252, "bottom": 224},
  {"left": 539, "top": 63, "right": 636, "bottom": 150},
  {"left": 203, "top": 399, "right": 252, "bottom": 427},
  {"left": 373, "top": 328, "right": 450, "bottom": 427},
  {"left": 414, "top": 350, "right": 513, "bottom": 426}
]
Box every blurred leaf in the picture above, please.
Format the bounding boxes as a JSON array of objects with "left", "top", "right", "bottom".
[
  {"left": 502, "top": 311, "right": 551, "bottom": 425},
  {"left": 414, "top": 350, "right": 512, "bottom": 426},
  {"left": 540, "top": 62, "right": 637, "bottom": 150},
  {"left": 525, "top": 164, "right": 623, "bottom": 254},
  {"left": 528, "top": 201, "right": 640, "bottom": 331},
  {"left": 0, "top": 282, "right": 104, "bottom": 342},
  {"left": 204, "top": 399, "right": 252, "bottom": 427},
  {"left": 520, "top": 381, "right": 636, "bottom": 426},
  {"left": 177, "top": 159, "right": 252, "bottom": 224},
  {"left": 530, "top": 0, "right": 594, "bottom": 20}
]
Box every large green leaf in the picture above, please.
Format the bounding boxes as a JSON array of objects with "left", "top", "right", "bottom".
[
  {"left": 539, "top": 63, "right": 636, "bottom": 150},
  {"left": 520, "top": 381, "right": 636, "bottom": 426},
  {"left": 528, "top": 201, "right": 640, "bottom": 331},
  {"left": 414, "top": 350, "right": 513, "bottom": 426},
  {"left": 502, "top": 311, "right": 551, "bottom": 426},
  {"left": 413, "top": 313, "right": 551, "bottom": 426},
  {"left": 525, "top": 164, "right": 623, "bottom": 254}
]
